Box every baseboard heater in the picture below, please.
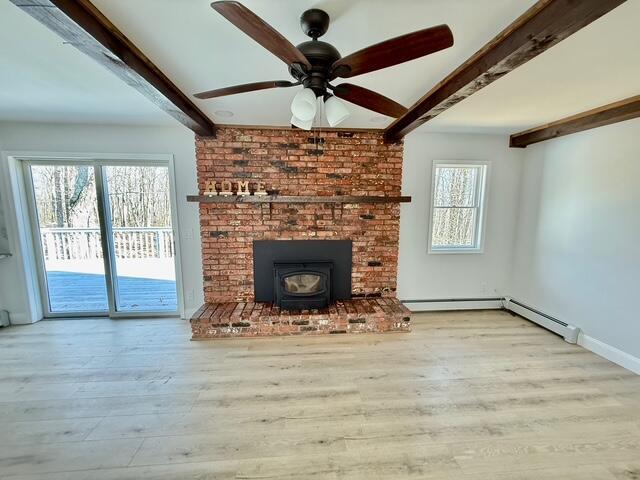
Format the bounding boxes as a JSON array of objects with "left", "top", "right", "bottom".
[
  {"left": 503, "top": 297, "right": 579, "bottom": 344},
  {"left": 401, "top": 297, "right": 503, "bottom": 312},
  {"left": 400, "top": 297, "right": 579, "bottom": 344}
]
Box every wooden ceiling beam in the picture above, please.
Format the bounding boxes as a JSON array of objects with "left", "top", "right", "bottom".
[
  {"left": 11, "top": 0, "right": 216, "bottom": 136},
  {"left": 384, "top": 0, "right": 627, "bottom": 143},
  {"left": 509, "top": 95, "right": 640, "bottom": 148}
]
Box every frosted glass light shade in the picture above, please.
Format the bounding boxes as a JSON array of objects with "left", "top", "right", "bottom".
[
  {"left": 291, "top": 115, "right": 313, "bottom": 131},
  {"left": 324, "top": 95, "right": 350, "bottom": 127},
  {"left": 291, "top": 88, "right": 317, "bottom": 121}
]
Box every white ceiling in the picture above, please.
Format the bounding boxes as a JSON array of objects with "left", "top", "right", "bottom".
[
  {"left": 0, "top": 1, "right": 175, "bottom": 126},
  {"left": 1, "top": 0, "right": 638, "bottom": 133}
]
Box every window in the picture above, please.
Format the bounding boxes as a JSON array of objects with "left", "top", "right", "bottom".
[{"left": 428, "top": 161, "right": 488, "bottom": 253}]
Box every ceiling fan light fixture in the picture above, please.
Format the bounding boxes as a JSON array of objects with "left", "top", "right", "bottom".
[
  {"left": 291, "top": 115, "right": 313, "bottom": 131},
  {"left": 291, "top": 88, "right": 317, "bottom": 121},
  {"left": 324, "top": 95, "right": 350, "bottom": 127}
]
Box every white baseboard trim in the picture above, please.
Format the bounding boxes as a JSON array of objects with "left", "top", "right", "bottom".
[
  {"left": 579, "top": 333, "right": 640, "bottom": 375},
  {"left": 403, "top": 298, "right": 503, "bottom": 312},
  {"left": 2, "top": 311, "right": 36, "bottom": 325},
  {"left": 505, "top": 297, "right": 638, "bottom": 375}
]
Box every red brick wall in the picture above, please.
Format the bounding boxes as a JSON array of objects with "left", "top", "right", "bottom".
[{"left": 196, "top": 126, "right": 404, "bottom": 303}]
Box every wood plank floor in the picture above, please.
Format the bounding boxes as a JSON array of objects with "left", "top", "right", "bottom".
[{"left": 0, "top": 310, "right": 639, "bottom": 479}]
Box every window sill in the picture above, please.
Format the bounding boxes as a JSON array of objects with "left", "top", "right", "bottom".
[{"left": 428, "top": 248, "right": 483, "bottom": 255}]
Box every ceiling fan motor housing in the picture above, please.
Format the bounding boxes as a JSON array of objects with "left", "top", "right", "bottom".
[
  {"left": 290, "top": 40, "right": 341, "bottom": 96},
  {"left": 287, "top": 9, "right": 341, "bottom": 97}
]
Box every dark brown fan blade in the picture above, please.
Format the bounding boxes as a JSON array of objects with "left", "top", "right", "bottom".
[
  {"left": 332, "top": 84, "right": 407, "bottom": 118},
  {"left": 211, "top": 1, "right": 311, "bottom": 69},
  {"left": 331, "top": 24, "right": 453, "bottom": 79},
  {"left": 194, "top": 80, "right": 295, "bottom": 99}
]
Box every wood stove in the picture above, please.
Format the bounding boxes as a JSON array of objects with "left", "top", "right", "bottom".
[
  {"left": 273, "top": 262, "right": 332, "bottom": 310},
  {"left": 253, "top": 240, "right": 352, "bottom": 310}
]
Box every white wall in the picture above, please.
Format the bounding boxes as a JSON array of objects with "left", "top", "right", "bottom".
[
  {"left": 510, "top": 119, "right": 640, "bottom": 359},
  {"left": 0, "top": 122, "right": 204, "bottom": 323},
  {"left": 398, "top": 133, "right": 524, "bottom": 304},
  {"left": 0, "top": 176, "right": 9, "bottom": 253}
]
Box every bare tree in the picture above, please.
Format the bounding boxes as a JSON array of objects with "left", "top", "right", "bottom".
[{"left": 32, "top": 165, "right": 171, "bottom": 228}]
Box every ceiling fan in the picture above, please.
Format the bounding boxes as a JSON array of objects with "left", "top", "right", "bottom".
[{"left": 195, "top": 1, "right": 454, "bottom": 129}]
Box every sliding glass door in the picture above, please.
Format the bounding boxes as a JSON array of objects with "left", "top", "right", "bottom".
[
  {"left": 24, "top": 160, "right": 179, "bottom": 318},
  {"left": 29, "top": 164, "right": 109, "bottom": 314},
  {"left": 103, "top": 165, "right": 177, "bottom": 313}
]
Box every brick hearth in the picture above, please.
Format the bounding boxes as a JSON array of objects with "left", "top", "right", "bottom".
[
  {"left": 190, "top": 298, "right": 411, "bottom": 338},
  {"left": 192, "top": 126, "right": 409, "bottom": 339}
]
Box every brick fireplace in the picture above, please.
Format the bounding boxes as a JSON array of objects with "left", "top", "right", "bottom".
[{"left": 190, "top": 126, "right": 411, "bottom": 338}]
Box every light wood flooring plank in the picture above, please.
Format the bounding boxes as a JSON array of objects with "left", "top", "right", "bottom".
[{"left": 0, "top": 310, "right": 638, "bottom": 479}]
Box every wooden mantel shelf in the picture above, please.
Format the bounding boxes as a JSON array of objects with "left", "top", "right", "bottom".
[{"left": 187, "top": 195, "right": 411, "bottom": 204}]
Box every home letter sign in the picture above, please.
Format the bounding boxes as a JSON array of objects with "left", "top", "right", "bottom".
[
  {"left": 220, "top": 180, "right": 233, "bottom": 196},
  {"left": 237, "top": 181, "right": 250, "bottom": 196},
  {"left": 204, "top": 180, "right": 218, "bottom": 196},
  {"left": 202, "top": 179, "right": 270, "bottom": 196}
]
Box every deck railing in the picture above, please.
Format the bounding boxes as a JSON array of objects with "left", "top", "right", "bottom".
[{"left": 40, "top": 227, "right": 174, "bottom": 261}]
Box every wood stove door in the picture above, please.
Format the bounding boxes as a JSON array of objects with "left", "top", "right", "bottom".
[
  {"left": 274, "top": 263, "right": 332, "bottom": 310},
  {"left": 282, "top": 273, "right": 326, "bottom": 296}
]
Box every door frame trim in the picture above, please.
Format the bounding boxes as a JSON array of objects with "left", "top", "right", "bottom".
[
  {"left": 11, "top": 152, "right": 184, "bottom": 319},
  {"left": 94, "top": 165, "right": 118, "bottom": 316}
]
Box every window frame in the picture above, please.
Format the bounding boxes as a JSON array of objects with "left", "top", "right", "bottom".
[{"left": 427, "top": 159, "right": 490, "bottom": 254}]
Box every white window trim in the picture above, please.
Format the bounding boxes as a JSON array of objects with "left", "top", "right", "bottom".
[{"left": 427, "top": 159, "right": 490, "bottom": 254}]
